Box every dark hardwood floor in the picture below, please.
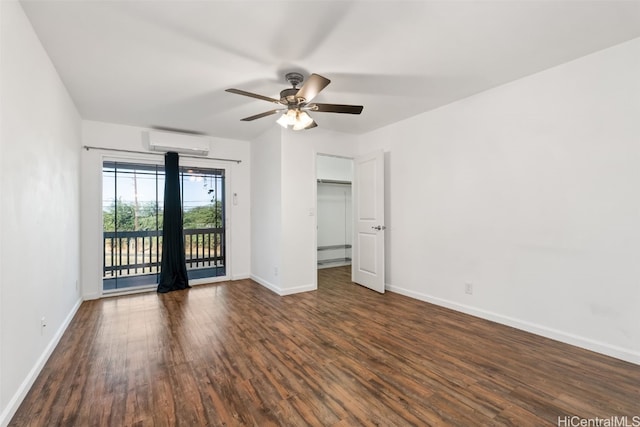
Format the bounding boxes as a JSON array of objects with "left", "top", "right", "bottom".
[{"left": 10, "top": 266, "right": 640, "bottom": 426}]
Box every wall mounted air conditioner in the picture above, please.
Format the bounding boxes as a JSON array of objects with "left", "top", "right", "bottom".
[{"left": 143, "top": 130, "right": 210, "bottom": 156}]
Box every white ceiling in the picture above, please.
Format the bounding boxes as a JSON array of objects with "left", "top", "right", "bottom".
[{"left": 21, "top": 0, "right": 640, "bottom": 141}]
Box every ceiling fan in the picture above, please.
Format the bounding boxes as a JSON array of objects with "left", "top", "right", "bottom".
[{"left": 226, "top": 72, "right": 363, "bottom": 130}]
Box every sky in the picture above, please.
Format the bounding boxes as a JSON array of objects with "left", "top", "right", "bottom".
[{"left": 102, "top": 165, "right": 224, "bottom": 212}]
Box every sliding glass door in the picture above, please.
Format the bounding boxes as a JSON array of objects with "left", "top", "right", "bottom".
[
  {"left": 181, "top": 166, "right": 226, "bottom": 280},
  {"left": 102, "top": 161, "right": 226, "bottom": 291}
]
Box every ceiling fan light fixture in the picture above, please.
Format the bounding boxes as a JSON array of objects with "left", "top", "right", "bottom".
[
  {"left": 277, "top": 109, "right": 314, "bottom": 130},
  {"left": 227, "top": 73, "right": 363, "bottom": 130},
  {"left": 292, "top": 111, "right": 313, "bottom": 130},
  {"left": 276, "top": 109, "right": 297, "bottom": 128}
]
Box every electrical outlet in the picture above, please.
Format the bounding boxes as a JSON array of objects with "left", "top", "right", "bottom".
[
  {"left": 41, "top": 317, "right": 47, "bottom": 334},
  {"left": 274, "top": 267, "right": 279, "bottom": 277},
  {"left": 465, "top": 282, "right": 473, "bottom": 295}
]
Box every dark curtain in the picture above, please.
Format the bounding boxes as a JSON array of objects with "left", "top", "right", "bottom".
[{"left": 157, "top": 152, "right": 190, "bottom": 293}]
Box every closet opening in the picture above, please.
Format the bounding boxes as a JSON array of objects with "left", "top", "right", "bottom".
[{"left": 316, "top": 154, "right": 353, "bottom": 269}]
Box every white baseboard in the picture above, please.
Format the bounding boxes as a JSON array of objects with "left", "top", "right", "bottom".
[
  {"left": 0, "top": 297, "right": 83, "bottom": 427},
  {"left": 386, "top": 284, "right": 640, "bottom": 366},
  {"left": 83, "top": 291, "right": 102, "bottom": 301},
  {"left": 250, "top": 274, "right": 280, "bottom": 294},
  {"left": 231, "top": 273, "right": 250, "bottom": 280},
  {"left": 250, "top": 275, "right": 316, "bottom": 296},
  {"left": 278, "top": 283, "right": 316, "bottom": 296}
]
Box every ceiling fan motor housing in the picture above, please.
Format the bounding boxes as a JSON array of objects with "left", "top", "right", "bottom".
[
  {"left": 280, "top": 88, "right": 300, "bottom": 105},
  {"left": 282, "top": 72, "right": 306, "bottom": 104},
  {"left": 284, "top": 72, "right": 304, "bottom": 88},
  {"left": 226, "top": 72, "right": 363, "bottom": 127}
]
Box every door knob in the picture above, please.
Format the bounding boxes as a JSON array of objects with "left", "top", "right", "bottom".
[{"left": 372, "top": 225, "right": 386, "bottom": 231}]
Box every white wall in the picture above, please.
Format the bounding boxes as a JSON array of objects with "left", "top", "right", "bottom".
[
  {"left": 358, "top": 37, "right": 640, "bottom": 364},
  {"left": 250, "top": 126, "right": 282, "bottom": 292},
  {"left": 317, "top": 183, "right": 352, "bottom": 247},
  {"left": 80, "top": 121, "right": 251, "bottom": 299},
  {"left": 250, "top": 128, "right": 358, "bottom": 295},
  {"left": 281, "top": 129, "right": 358, "bottom": 292},
  {"left": 0, "top": 2, "right": 82, "bottom": 425},
  {"left": 280, "top": 136, "right": 318, "bottom": 293},
  {"left": 317, "top": 155, "right": 353, "bottom": 182}
]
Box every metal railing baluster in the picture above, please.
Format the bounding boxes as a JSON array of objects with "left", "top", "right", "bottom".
[{"left": 103, "top": 228, "right": 225, "bottom": 280}]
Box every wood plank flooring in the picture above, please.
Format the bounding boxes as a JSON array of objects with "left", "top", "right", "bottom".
[{"left": 10, "top": 266, "right": 640, "bottom": 426}]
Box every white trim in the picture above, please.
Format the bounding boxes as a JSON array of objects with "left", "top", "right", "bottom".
[
  {"left": 250, "top": 274, "right": 280, "bottom": 294},
  {"left": 386, "top": 283, "right": 640, "bottom": 366},
  {"left": 0, "top": 298, "right": 83, "bottom": 427},
  {"left": 83, "top": 292, "right": 102, "bottom": 301},
  {"left": 314, "top": 151, "right": 355, "bottom": 285},
  {"left": 102, "top": 152, "right": 162, "bottom": 166},
  {"left": 250, "top": 275, "right": 316, "bottom": 296},
  {"left": 279, "top": 283, "right": 317, "bottom": 296},
  {"left": 97, "top": 155, "right": 234, "bottom": 299},
  {"left": 231, "top": 273, "right": 250, "bottom": 280},
  {"left": 312, "top": 150, "right": 319, "bottom": 290}
]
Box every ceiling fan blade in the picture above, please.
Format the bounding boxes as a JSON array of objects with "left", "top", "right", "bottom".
[
  {"left": 312, "top": 103, "right": 364, "bottom": 114},
  {"left": 296, "top": 74, "right": 330, "bottom": 103},
  {"left": 240, "top": 109, "right": 281, "bottom": 121},
  {"left": 226, "top": 88, "right": 281, "bottom": 104}
]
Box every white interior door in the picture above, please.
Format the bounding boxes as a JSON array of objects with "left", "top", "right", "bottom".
[{"left": 352, "top": 150, "right": 385, "bottom": 293}]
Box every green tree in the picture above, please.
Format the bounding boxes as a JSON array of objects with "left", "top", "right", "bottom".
[
  {"left": 137, "top": 202, "right": 162, "bottom": 230},
  {"left": 104, "top": 200, "right": 222, "bottom": 231},
  {"left": 103, "top": 200, "right": 163, "bottom": 231},
  {"left": 183, "top": 202, "right": 223, "bottom": 229},
  {"left": 103, "top": 199, "right": 136, "bottom": 231}
]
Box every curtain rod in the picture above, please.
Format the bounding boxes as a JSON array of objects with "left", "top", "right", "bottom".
[
  {"left": 82, "top": 145, "right": 242, "bottom": 164},
  {"left": 317, "top": 179, "right": 352, "bottom": 185}
]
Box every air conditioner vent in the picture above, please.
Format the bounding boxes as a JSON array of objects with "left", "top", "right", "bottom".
[{"left": 143, "top": 130, "right": 210, "bottom": 156}]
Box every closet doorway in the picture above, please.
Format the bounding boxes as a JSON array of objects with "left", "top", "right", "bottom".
[{"left": 316, "top": 154, "right": 353, "bottom": 269}]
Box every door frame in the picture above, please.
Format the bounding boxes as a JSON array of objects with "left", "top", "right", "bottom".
[
  {"left": 99, "top": 153, "right": 234, "bottom": 296},
  {"left": 313, "top": 152, "right": 355, "bottom": 290},
  {"left": 179, "top": 156, "right": 233, "bottom": 286}
]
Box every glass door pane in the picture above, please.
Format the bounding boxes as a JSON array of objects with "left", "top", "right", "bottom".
[
  {"left": 103, "top": 162, "right": 163, "bottom": 291},
  {"left": 102, "top": 161, "right": 226, "bottom": 292},
  {"left": 181, "top": 167, "right": 226, "bottom": 280}
]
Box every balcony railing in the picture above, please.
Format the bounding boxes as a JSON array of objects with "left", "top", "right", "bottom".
[{"left": 103, "top": 227, "right": 225, "bottom": 278}]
